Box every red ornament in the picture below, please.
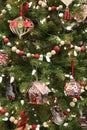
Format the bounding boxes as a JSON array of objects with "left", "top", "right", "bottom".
[
  {"left": 32, "top": 124, "right": 37, "bottom": 130},
  {"left": 0, "top": 108, "right": 7, "bottom": 114},
  {"left": 19, "top": 51, "right": 25, "bottom": 56},
  {"left": 53, "top": 46, "right": 60, "bottom": 52},
  {"left": 34, "top": 54, "right": 40, "bottom": 59},
  {"left": 51, "top": 6, "right": 57, "bottom": 11},
  {"left": 4, "top": 38, "right": 9, "bottom": 44},
  {"left": 80, "top": 81, "right": 86, "bottom": 86},
  {"left": 80, "top": 46, "right": 85, "bottom": 52},
  {"left": 63, "top": 111, "right": 69, "bottom": 116}
]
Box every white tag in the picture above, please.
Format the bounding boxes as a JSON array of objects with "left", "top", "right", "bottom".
[
  {"left": 74, "top": 50, "right": 77, "bottom": 57},
  {"left": 32, "top": 69, "right": 36, "bottom": 75},
  {"left": 45, "top": 56, "right": 51, "bottom": 62},
  {"left": 39, "top": 54, "right": 43, "bottom": 61},
  {"left": 0, "top": 77, "right": 3, "bottom": 83},
  {"left": 10, "top": 76, "right": 14, "bottom": 83}
]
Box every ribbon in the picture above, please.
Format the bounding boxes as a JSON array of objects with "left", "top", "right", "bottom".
[
  {"left": 17, "top": 110, "right": 29, "bottom": 130},
  {"left": 20, "top": 3, "right": 29, "bottom": 17},
  {"left": 72, "top": 58, "right": 74, "bottom": 77}
]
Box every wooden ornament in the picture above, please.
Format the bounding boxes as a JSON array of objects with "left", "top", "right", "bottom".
[{"left": 9, "top": 16, "right": 34, "bottom": 39}]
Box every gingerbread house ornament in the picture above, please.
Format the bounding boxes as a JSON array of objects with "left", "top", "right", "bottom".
[{"left": 28, "top": 81, "right": 51, "bottom": 104}]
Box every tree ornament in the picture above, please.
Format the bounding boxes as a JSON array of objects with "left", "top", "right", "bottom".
[
  {"left": 28, "top": 81, "right": 51, "bottom": 104},
  {"left": 75, "top": 3, "right": 87, "bottom": 23},
  {"left": 53, "top": 46, "right": 60, "bottom": 52},
  {"left": 9, "top": 3, "right": 34, "bottom": 39},
  {"left": 6, "top": 82, "right": 15, "bottom": 101},
  {"left": 9, "top": 116, "right": 15, "bottom": 122},
  {"left": 9, "top": 16, "right": 34, "bottom": 39},
  {"left": 0, "top": 51, "right": 8, "bottom": 66},
  {"left": 19, "top": 51, "right": 25, "bottom": 56},
  {"left": 4, "top": 37, "right": 9, "bottom": 44},
  {"left": 64, "top": 58, "right": 82, "bottom": 97},
  {"left": 0, "top": 108, "right": 7, "bottom": 114},
  {"left": 34, "top": 54, "right": 40, "bottom": 59},
  {"left": 51, "top": 105, "right": 64, "bottom": 125},
  {"left": 70, "top": 101, "right": 75, "bottom": 107},
  {"left": 64, "top": 78, "right": 82, "bottom": 97},
  {"left": 80, "top": 81, "right": 86, "bottom": 86},
  {"left": 61, "top": 0, "right": 74, "bottom": 20}
]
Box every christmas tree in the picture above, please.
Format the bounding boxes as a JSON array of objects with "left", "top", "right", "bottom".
[{"left": 0, "top": 0, "right": 87, "bottom": 130}]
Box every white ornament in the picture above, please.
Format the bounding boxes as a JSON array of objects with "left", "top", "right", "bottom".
[
  {"left": 51, "top": 50, "right": 56, "bottom": 55},
  {"left": 9, "top": 116, "right": 15, "bottom": 122},
  {"left": 2, "top": 9, "right": 7, "bottom": 14},
  {"left": 70, "top": 102, "right": 75, "bottom": 107},
  {"left": 73, "top": 98, "right": 77, "bottom": 102},
  {"left": 16, "top": 49, "right": 20, "bottom": 54},
  {"left": 39, "top": 54, "right": 43, "bottom": 61},
  {"left": 60, "top": 40, "right": 65, "bottom": 45},
  {"left": 12, "top": 46, "right": 17, "bottom": 52},
  {"left": 26, "top": 53, "right": 31, "bottom": 57},
  {"left": 46, "top": 52, "right": 52, "bottom": 58}
]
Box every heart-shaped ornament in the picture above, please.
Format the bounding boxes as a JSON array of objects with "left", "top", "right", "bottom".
[{"left": 61, "top": 0, "right": 74, "bottom": 6}]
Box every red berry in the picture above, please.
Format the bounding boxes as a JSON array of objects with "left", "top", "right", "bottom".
[
  {"left": 75, "top": 95, "right": 80, "bottom": 100},
  {"left": 0, "top": 108, "right": 7, "bottom": 114},
  {"left": 53, "top": 46, "right": 60, "bottom": 52},
  {"left": 51, "top": 6, "right": 56, "bottom": 11},
  {"left": 19, "top": 51, "right": 25, "bottom": 56},
  {"left": 17, "top": 121, "right": 22, "bottom": 127},
  {"left": 32, "top": 124, "right": 37, "bottom": 129},
  {"left": 34, "top": 54, "right": 40, "bottom": 59},
  {"left": 81, "top": 46, "right": 85, "bottom": 52},
  {"left": 4, "top": 38, "right": 9, "bottom": 44},
  {"left": 80, "top": 81, "right": 86, "bottom": 86},
  {"left": 63, "top": 111, "right": 68, "bottom": 116}
]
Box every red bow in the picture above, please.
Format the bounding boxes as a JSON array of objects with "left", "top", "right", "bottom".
[{"left": 17, "top": 110, "right": 29, "bottom": 130}]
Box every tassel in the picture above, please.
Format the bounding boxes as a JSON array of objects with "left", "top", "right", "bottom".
[{"left": 63, "top": 7, "right": 71, "bottom": 20}]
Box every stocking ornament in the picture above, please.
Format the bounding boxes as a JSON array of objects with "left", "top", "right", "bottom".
[
  {"left": 61, "top": 0, "right": 74, "bottom": 20},
  {"left": 6, "top": 83, "right": 15, "bottom": 101},
  {"left": 9, "top": 3, "right": 34, "bottom": 39}
]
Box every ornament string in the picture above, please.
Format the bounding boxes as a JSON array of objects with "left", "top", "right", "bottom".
[{"left": 72, "top": 58, "right": 74, "bottom": 77}]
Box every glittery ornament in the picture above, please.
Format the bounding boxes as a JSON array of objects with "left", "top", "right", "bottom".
[
  {"left": 51, "top": 106, "right": 64, "bottom": 125},
  {"left": 0, "top": 51, "right": 8, "bottom": 66},
  {"left": 64, "top": 78, "right": 82, "bottom": 97}
]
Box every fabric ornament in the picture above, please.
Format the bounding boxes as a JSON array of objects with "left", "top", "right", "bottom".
[{"left": 51, "top": 105, "right": 64, "bottom": 125}]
